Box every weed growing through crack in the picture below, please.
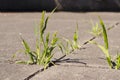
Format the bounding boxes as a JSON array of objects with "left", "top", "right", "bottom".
[
  {"left": 58, "top": 38, "right": 71, "bottom": 55},
  {"left": 16, "top": 10, "right": 58, "bottom": 69},
  {"left": 15, "top": 10, "right": 120, "bottom": 70},
  {"left": 90, "top": 17, "right": 120, "bottom": 69},
  {"left": 14, "top": 8, "right": 82, "bottom": 70},
  {"left": 58, "top": 24, "right": 81, "bottom": 55},
  {"left": 71, "top": 24, "right": 81, "bottom": 50},
  {"left": 89, "top": 20, "right": 102, "bottom": 37}
]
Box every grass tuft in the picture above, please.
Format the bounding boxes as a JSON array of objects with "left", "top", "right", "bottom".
[
  {"left": 15, "top": 10, "right": 59, "bottom": 69},
  {"left": 90, "top": 17, "right": 120, "bottom": 69}
]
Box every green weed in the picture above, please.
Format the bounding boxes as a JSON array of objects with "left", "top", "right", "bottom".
[
  {"left": 72, "top": 24, "right": 81, "bottom": 50},
  {"left": 90, "top": 17, "right": 120, "bottom": 69},
  {"left": 16, "top": 10, "right": 58, "bottom": 69},
  {"left": 89, "top": 20, "right": 102, "bottom": 37},
  {"left": 58, "top": 24, "right": 80, "bottom": 55},
  {"left": 58, "top": 38, "right": 71, "bottom": 55}
]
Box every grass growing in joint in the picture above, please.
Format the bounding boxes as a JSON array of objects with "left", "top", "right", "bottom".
[
  {"left": 16, "top": 10, "right": 58, "bottom": 69},
  {"left": 89, "top": 20, "right": 102, "bottom": 37},
  {"left": 90, "top": 17, "right": 120, "bottom": 69},
  {"left": 72, "top": 24, "right": 81, "bottom": 50},
  {"left": 58, "top": 24, "right": 81, "bottom": 55}
]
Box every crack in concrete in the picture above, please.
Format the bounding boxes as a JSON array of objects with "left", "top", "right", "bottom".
[
  {"left": 20, "top": 22, "right": 120, "bottom": 80},
  {"left": 82, "top": 22, "right": 120, "bottom": 46},
  {"left": 24, "top": 68, "right": 44, "bottom": 80}
]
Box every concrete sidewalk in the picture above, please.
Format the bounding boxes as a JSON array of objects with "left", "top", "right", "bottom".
[{"left": 0, "top": 12, "right": 120, "bottom": 80}]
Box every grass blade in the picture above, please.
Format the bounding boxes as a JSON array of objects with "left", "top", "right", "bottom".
[
  {"left": 46, "top": 33, "right": 50, "bottom": 44},
  {"left": 19, "top": 34, "right": 31, "bottom": 54},
  {"left": 16, "top": 61, "right": 28, "bottom": 64},
  {"left": 99, "top": 45, "right": 112, "bottom": 68},
  {"left": 99, "top": 17, "right": 109, "bottom": 49},
  {"left": 116, "top": 54, "right": 120, "bottom": 69},
  {"left": 40, "top": 11, "right": 45, "bottom": 34},
  {"left": 73, "top": 24, "right": 78, "bottom": 42},
  {"left": 91, "top": 41, "right": 112, "bottom": 68},
  {"left": 41, "top": 17, "right": 48, "bottom": 36},
  {"left": 58, "top": 43, "right": 64, "bottom": 54},
  {"left": 51, "top": 32, "right": 58, "bottom": 46},
  {"left": 73, "top": 24, "right": 80, "bottom": 49}
]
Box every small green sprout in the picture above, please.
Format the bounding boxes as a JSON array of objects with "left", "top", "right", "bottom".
[
  {"left": 58, "top": 25, "right": 80, "bottom": 55},
  {"left": 58, "top": 38, "right": 72, "bottom": 55},
  {"left": 90, "top": 20, "right": 102, "bottom": 37},
  {"left": 115, "top": 53, "right": 120, "bottom": 69},
  {"left": 71, "top": 24, "right": 80, "bottom": 50}
]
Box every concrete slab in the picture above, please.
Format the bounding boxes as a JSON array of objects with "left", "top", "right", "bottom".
[
  {"left": 31, "top": 65, "right": 120, "bottom": 80},
  {"left": 0, "top": 12, "right": 120, "bottom": 80},
  {"left": 0, "top": 63, "right": 41, "bottom": 80}
]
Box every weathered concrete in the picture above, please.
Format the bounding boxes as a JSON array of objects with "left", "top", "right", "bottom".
[
  {"left": 0, "top": 12, "right": 120, "bottom": 80},
  {"left": 31, "top": 66, "right": 120, "bottom": 80},
  {"left": 0, "top": 0, "right": 120, "bottom": 11},
  {"left": 0, "top": 63, "right": 41, "bottom": 80}
]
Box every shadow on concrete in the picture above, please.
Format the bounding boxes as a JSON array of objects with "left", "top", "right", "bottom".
[
  {"left": 0, "top": 0, "right": 120, "bottom": 12},
  {"left": 0, "top": 0, "right": 56, "bottom": 12}
]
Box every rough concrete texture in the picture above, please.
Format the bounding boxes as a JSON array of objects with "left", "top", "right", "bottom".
[
  {"left": 0, "top": 0, "right": 120, "bottom": 11},
  {"left": 0, "top": 12, "right": 120, "bottom": 80},
  {"left": 31, "top": 66, "right": 120, "bottom": 80}
]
